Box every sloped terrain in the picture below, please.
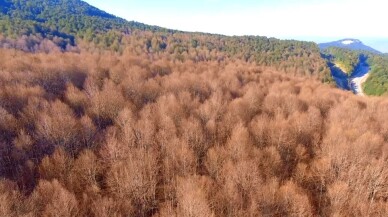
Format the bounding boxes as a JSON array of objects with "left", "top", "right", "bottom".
[
  {"left": 0, "top": 1, "right": 387, "bottom": 216},
  {"left": 1, "top": 46, "right": 388, "bottom": 216},
  {"left": 0, "top": 0, "right": 332, "bottom": 81}
]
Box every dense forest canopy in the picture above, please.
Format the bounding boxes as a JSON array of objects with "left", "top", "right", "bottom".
[
  {"left": 0, "top": 0, "right": 388, "bottom": 216},
  {"left": 0, "top": 0, "right": 170, "bottom": 50},
  {"left": 0, "top": 0, "right": 332, "bottom": 81},
  {"left": 0, "top": 43, "right": 388, "bottom": 217},
  {"left": 364, "top": 55, "right": 388, "bottom": 95},
  {"left": 0, "top": 0, "right": 169, "bottom": 34},
  {"left": 2, "top": 0, "right": 388, "bottom": 97}
]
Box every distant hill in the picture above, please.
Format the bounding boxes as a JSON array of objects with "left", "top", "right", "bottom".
[
  {"left": 0, "top": 0, "right": 171, "bottom": 50},
  {"left": 319, "top": 39, "right": 381, "bottom": 54},
  {"left": 0, "top": 0, "right": 333, "bottom": 81},
  {"left": 0, "top": 0, "right": 168, "bottom": 34}
]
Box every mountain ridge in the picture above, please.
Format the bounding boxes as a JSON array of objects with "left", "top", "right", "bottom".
[{"left": 319, "top": 38, "right": 381, "bottom": 54}]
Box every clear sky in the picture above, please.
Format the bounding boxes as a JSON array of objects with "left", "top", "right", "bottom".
[{"left": 84, "top": 0, "right": 388, "bottom": 52}]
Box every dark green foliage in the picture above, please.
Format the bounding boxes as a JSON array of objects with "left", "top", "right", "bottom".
[
  {"left": 322, "top": 47, "right": 360, "bottom": 74},
  {"left": 0, "top": 0, "right": 172, "bottom": 50},
  {"left": 364, "top": 55, "right": 388, "bottom": 96},
  {"left": 141, "top": 32, "right": 331, "bottom": 79}
]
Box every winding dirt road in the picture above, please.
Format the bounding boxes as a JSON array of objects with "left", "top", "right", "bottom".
[{"left": 349, "top": 60, "right": 370, "bottom": 96}]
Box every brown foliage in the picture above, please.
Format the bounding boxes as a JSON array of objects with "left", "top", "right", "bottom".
[
  {"left": 35, "top": 100, "right": 79, "bottom": 150},
  {"left": 0, "top": 43, "right": 387, "bottom": 217},
  {"left": 176, "top": 176, "right": 214, "bottom": 217},
  {"left": 106, "top": 148, "right": 158, "bottom": 215},
  {"left": 28, "top": 179, "right": 79, "bottom": 217}
]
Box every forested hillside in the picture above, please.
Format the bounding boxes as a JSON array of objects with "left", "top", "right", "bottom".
[
  {"left": 321, "top": 47, "right": 360, "bottom": 74},
  {"left": 0, "top": 0, "right": 332, "bottom": 81},
  {"left": 114, "top": 31, "right": 331, "bottom": 80},
  {"left": 1, "top": 44, "right": 388, "bottom": 217},
  {"left": 364, "top": 55, "right": 388, "bottom": 95},
  {"left": 0, "top": 0, "right": 388, "bottom": 216},
  {"left": 0, "top": 0, "right": 169, "bottom": 50}
]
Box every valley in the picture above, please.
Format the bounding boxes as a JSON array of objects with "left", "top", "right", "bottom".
[
  {"left": 319, "top": 40, "right": 388, "bottom": 96},
  {"left": 328, "top": 55, "right": 370, "bottom": 96}
]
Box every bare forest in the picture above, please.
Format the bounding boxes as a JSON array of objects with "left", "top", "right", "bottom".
[{"left": 0, "top": 32, "right": 388, "bottom": 217}]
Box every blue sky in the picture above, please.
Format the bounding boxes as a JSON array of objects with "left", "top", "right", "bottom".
[{"left": 84, "top": 0, "right": 388, "bottom": 52}]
